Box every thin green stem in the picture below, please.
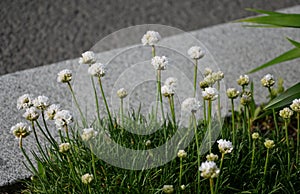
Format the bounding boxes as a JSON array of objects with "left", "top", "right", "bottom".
[
  {"left": 203, "top": 98, "right": 207, "bottom": 126},
  {"left": 264, "top": 148, "right": 270, "bottom": 176},
  {"left": 193, "top": 59, "right": 198, "bottom": 97},
  {"left": 246, "top": 105, "right": 251, "bottom": 147},
  {"left": 90, "top": 143, "right": 97, "bottom": 182},
  {"left": 192, "top": 114, "right": 201, "bottom": 193},
  {"left": 97, "top": 77, "right": 113, "bottom": 128},
  {"left": 208, "top": 100, "right": 212, "bottom": 153},
  {"left": 151, "top": 45, "right": 156, "bottom": 57},
  {"left": 285, "top": 120, "right": 291, "bottom": 173},
  {"left": 179, "top": 157, "right": 183, "bottom": 188},
  {"left": 273, "top": 109, "right": 279, "bottom": 141},
  {"left": 217, "top": 81, "right": 222, "bottom": 137},
  {"left": 171, "top": 95, "right": 176, "bottom": 127},
  {"left": 231, "top": 99, "right": 236, "bottom": 147},
  {"left": 41, "top": 111, "right": 58, "bottom": 148},
  {"left": 297, "top": 113, "right": 300, "bottom": 164},
  {"left": 31, "top": 121, "right": 48, "bottom": 161},
  {"left": 91, "top": 76, "right": 101, "bottom": 126},
  {"left": 210, "top": 178, "right": 214, "bottom": 194},
  {"left": 120, "top": 98, "right": 124, "bottom": 127},
  {"left": 157, "top": 70, "right": 165, "bottom": 121},
  {"left": 215, "top": 153, "right": 224, "bottom": 193},
  {"left": 250, "top": 140, "right": 256, "bottom": 174}
]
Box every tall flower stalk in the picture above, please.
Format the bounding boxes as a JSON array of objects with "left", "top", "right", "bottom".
[
  {"left": 162, "top": 77, "right": 177, "bottom": 127},
  {"left": 117, "top": 88, "right": 128, "bottom": 127},
  {"left": 177, "top": 150, "right": 187, "bottom": 188},
  {"left": 264, "top": 139, "right": 275, "bottom": 177},
  {"left": 250, "top": 132, "right": 259, "bottom": 174},
  {"left": 199, "top": 161, "right": 220, "bottom": 194},
  {"left": 290, "top": 99, "right": 300, "bottom": 164},
  {"left": 226, "top": 88, "right": 239, "bottom": 146}
]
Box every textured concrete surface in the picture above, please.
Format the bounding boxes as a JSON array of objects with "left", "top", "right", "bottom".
[
  {"left": 1, "top": 0, "right": 299, "bottom": 76},
  {"left": 1, "top": 5, "right": 300, "bottom": 188}
]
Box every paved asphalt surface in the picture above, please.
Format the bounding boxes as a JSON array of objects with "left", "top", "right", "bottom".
[{"left": 0, "top": 0, "right": 299, "bottom": 75}]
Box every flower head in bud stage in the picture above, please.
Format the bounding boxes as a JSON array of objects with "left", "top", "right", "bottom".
[
  {"left": 181, "top": 98, "right": 201, "bottom": 113},
  {"left": 54, "top": 110, "right": 73, "bottom": 129},
  {"left": 145, "top": 140, "right": 151, "bottom": 146},
  {"left": 187, "top": 46, "right": 205, "bottom": 60},
  {"left": 117, "top": 88, "right": 128, "bottom": 99},
  {"left": 11, "top": 122, "right": 31, "bottom": 139},
  {"left": 17, "top": 94, "right": 33, "bottom": 110},
  {"left": 177, "top": 150, "right": 187, "bottom": 158},
  {"left": 261, "top": 74, "right": 275, "bottom": 88},
  {"left": 290, "top": 99, "right": 300, "bottom": 113},
  {"left": 204, "top": 68, "right": 213, "bottom": 77},
  {"left": 206, "top": 153, "right": 219, "bottom": 161},
  {"left": 57, "top": 69, "right": 72, "bottom": 83},
  {"left": 199, "top": 161, "right": 220, "bottom": 179},
  {"left": 88, "top": 63, "right": 106, "bottom": 77},
  {"left": 203, "top": 74, "right": 216, "bottom": 86},
  {"left": 264, "top": 139, "right": 275, "bottom": 149},
  {"left": 81, "top": 173, "right": 94, "bottom": 184},
  {"left": 180, "top": 185, "right": 186, "bottom": 190},
  {"left": 240, "top": 91, "right": 252, "bottom": 106},
  {"left": 279, "top": 107, "right": 293, "bottom": 119},
  {"left": 81, "top": 128, "right": 98, "bottom": 141},
  {"left": 226, "top": 88, "right": 239, "bottom": 99},
  {"left": 151, "top": 56, "right": 168, "bottom": 70},
  {"left": 199, "top": 80, "right": 209, "bottom": 90},
  {"left": 212, "top": 71, "right": 224, "bottom": 81},
  {"left": 59, "top": 142, "right": 70, "bottom": 153},
  {"left": 217, "top": 139, "right": 233, "bottom": 154},
  {"left": 79, "top": 51, "right": 96, "bottom": 65},
  {"left": 45, "top": 104, "right": 60, "bottom": 120},
  {"left": 237, "top": 75, "right": 249, "bottom": 87},
  {"left": 141, "top": 31, "right": 161, "bottom": 46},
  {"left": 252, "top": 132, "right": 260, "bottom": 140},
  {"left": 202, "top": 87, "right": 218, "bottom": 101},
  {"left": 162, "top": 185, "right": 174, "bottom": 194},
  {"left": 23, "top": 107, "right": 39, "bottom": 121},
  {"left": 33, "top": 95, "right": 49, "bottom": 110}
]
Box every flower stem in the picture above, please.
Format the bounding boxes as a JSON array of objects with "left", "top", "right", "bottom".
[
  {"left": 215, "top": 153, "right": 224, "bottom": 193},
  {"left": 97, "top": 77, "right": 113, "bottom": 128},
  {"left": 179, "top": 157, "right": 183, "bottom": 188},
  {"left": 91, "top": 76, "right": 101, "bottom": 126},
  {"left": 209, "top": 178, "right": 214, "bottom": 194},
  {"left": 41, "top": 111, "right": 58, "bottom": 148},
  {"left": 157, "top": 70, "right": 165, "bottom": 121},
  {"left": 193, "top": 59, "right": 198, "bottom": 97},
  {"left": 273, "top": 109, "right": 279, "bottom": 141},
  {"left": 90, "top": 143, "right": 97, "bottom": 182},
  {"left": 31, "top": 121, "right": 48, "bottom": 161},
  {"left": 297, "top": 113, "right": 300, "bottom": 165},
  {"left": 168, "top": 96, "right": 176, "bottom": 127},
  {"left": 192, "top": 114, "right": 201, "bottom": 193},
  {"left": 231, "top": 99, "right": 236, "bottom": 147},
  {"left": 203, "top": 98, "right": 207, "bottom": 126},
  {"left": 151, "top": 45, "right": 156, "bottom": 57},
  {"left": 208, "top": 100, "right": 212, "bottom": 153},
  {"left": 250, "top": 140, "right": 256, "bottom": 174},
  {"left": 246, "top": 105, "right": 251, "bottom": 147},
  {"left": 217, "top": 81, "right": 222, "bottom": 137},
  {"left": 120, "top": 98, "right": 124, "bottom": 127},
  {"left": 264, "top": 148, "right": 269, "bottom": 176},
  {"left": 285, "top": 120, "right": 291, "bottom": 173}
]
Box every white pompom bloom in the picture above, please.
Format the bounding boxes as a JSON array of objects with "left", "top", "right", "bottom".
[
  {"left": 162, "top": 185, "right": 174, "bottom": 194},
  {"left": 206, "top": 153, "right": 219, "bottom": 161},
  {"left": 181, "top": 98, "right": 201, "bottom": 113},
  {"left": 161, "top": 77, "right": 177, "bottom": 97},
  {"left": 264, "top": 139, "right": 275, "bottom": 149},
  {"left": 203, "top": 74, "right": 216, "bottom": 86},
  {"left": 23, "top": 107, "right": 39, "bottom": 121},
  {"left": 237, "top": 75, "right": 249, "bottom": 86},
  {"left": 81, "top": 173, "right": 94, "bottom": 184},
  {"left": 57, "top": 69, "right": 72, "bottom": 83},
  {"left": 11, "top": 122, "right": 31, "bottom": 139},
  {"left": 117, "top": 88, "right": 128, "bottom": 99},
  {"left": 177, "top": 150, "right": 187, "bottom": 158},
  {"left": 261, "top": 74, "right": 275, "bottom": 88},
  {"left": 252, "top": 132, "right": 260, "bottom": 140},
  {"left": 290, "top": 99, "right": 300, "bottom": 113},
  {"left": 212, "top": 71, "right": 224, "bottom": 81},
  {"left": 45, "top": 104, "right": 60, "bottom": 120},
  {"left": 279, "top": 107, "right": 293, "bottom": 119},
  {"left": 81, "top": 128, "right": 98, "bottom": 141},
  {"left": 33, "top": 95, "right": 49, "bottom": 110},
  {"left": 151, "top": 56, "right": 168, "bottom": 70},
  {"left": 199, "top": 161, "right": 220, "bottom": 179},
  {"left": 204, "top": 68, "right": 213, "bottom": 77},
  {"left": 141, "top": 31, "right": 161, "bottom": 46},
  {"left": 202, "top": 87, "right": 218, "bottom": 101},
  {"left": 88, "top": 63, "right": 106, "bottom": 77},
  {"left": 187, "top": 46, "right": 205, "bottom": 60},
  {"left": 79, "top": 51, "right": 96, "bottom": 65},
  {"left": 17, "top": 94, "right": 33, "bottom": 110},
  {"left": 226, "top": 88, "right": 239, "bottom": 99},
  {"left": 217, "top": 139, "right": 233, "bottom": 154},
  {"left": 59, "top": 143, "right": 70, "bottom": 153},
  {"left": 54, "top": 110, "right": 73, "bottom": 129},
  {"left": 164, "top": 77, "right": 177, "bottom": 88}
]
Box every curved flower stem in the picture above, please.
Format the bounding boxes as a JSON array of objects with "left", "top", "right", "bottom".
[
  {"left": 209, "top": 178, "right": 215, "bottom": 194},
  {"left": 297, "top": 113, "right": 300, "bottom": 165},
  {"left": 231, "top": 99, "right": 236, "bottom": 147},
  {"left": 41, "top": 111, "right": 58, "bottom": 148},
  {"left": 193, "top": 59, "right": 198, "bottom": 97},
  {"left": 192, "top": 113, "right": 201, "bottom": 193},
  {"left": 97, "top": 77, "right": 113, "bottom": 128},
  {"left": 157, "top": 69, "right": 165, "bottom": 121},
  {"left": 35, "top": 120, "right": 58, "bottom": 150},
  {"left": 285, "top": 120, "right": 291, "bottom": 173},
  {"left": 250, "top": 140, "right": 256, "bottom": 174},
  {"left": 91, "top": 76, "right": 101, "bottom": 126},
  {"left": 31, "top": 121, "right": 48, "bottom": 161},
  {"left": 208, "top": 100, "right": 212, "bottom": 153}
]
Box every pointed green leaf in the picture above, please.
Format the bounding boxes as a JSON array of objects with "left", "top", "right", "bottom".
[
  {"left": 244, "top": 8, "right": 284, "bottom": 16},
  {"left": 286, "top": 37, "right": 300, "bottom": 48},
  {"left": 248, "top": 48, "right": 300, "bottom": 73},
  {"left": 37, "top": 161, "right": 46, "bottom": 178},
  {"left": 264, "top": 82, "right": 300, "bottom": 110},
  {"left": 238, "top": 15, "right": 300, "bottom": 28}
]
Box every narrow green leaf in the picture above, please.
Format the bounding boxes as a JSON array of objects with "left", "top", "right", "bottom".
[
  {"left": 238, "top": 15, "right": 300, "bottom": 28},
  {"left": 245, "top": 8, "right": 284, "bottom": 16},
  {"left": 286, "top": 37, "right": 300, "bottom": 48},
  {"left": 248, "top": 48, "right": 300, "bottom": 73},
  {"left": 37, "top": 161, "right": 46, "bottom": 178},
  {"left": 264, "top": 82, "right": 300, "bottom": 110}
]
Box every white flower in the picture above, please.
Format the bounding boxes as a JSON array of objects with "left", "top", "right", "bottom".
[
  {"left": 81, "top": 173, "right": 94, "bottom": 184},
  {"left": 11, "top": 122, "right": 31, "bottom": 139},
  {"left": 261, "top": 74, "right": 275, "bottom": 88},
  {"left": 199, "top": 80, "right": 209, "bottom": 89},
  {"left": 145, "top": 140, "right": 151, "bottom": 146},
  {"left": 161, "top": 77, "right": 177, "bottom": 97},
  {"left": 59, "top": 143, "right": 70, "bottom": 153},
  {"left": 252, "top": 132, "right": 260, "bottom": 140},
  {"left": 237, "top": 75, "right": 249, "bottom": 86},
  {"left": 279, "top": 107, "right": 293, "bottom": 119},
  {"left": 199, "top": 161, "right": 220, "bottom": 179},
  {"left": 187, "top": 46, "right": 205, "bottom": 60},
  {"left": 212, "top": 71, "right": 224, "bottom": 81},
  {"left": 79, "top": 51, "right": 96, "bottom": 65},
  {"left": 217, "top": 139, "right": 233, "bottom": 154},
  {"left": 117, "top": 88, "right": 128, "bottom": 99},
  {"left": 45, "top": 104, "right": 60, "bottom": 120},
  {"left": 151, "top": 56, "right": 168, "bottom": 70},
  {"left": 23, "top": 107, "right": 39, "bottom": 121},
  {"left": 206, "top": 153, "right": 219, "bottom": 161},
  {"left": 204, "top": 68, "right": 213, "bottom": 77},
  {"left": 54, "top": 110, "right": 73, "bottom": 129},
  {"left": 164, "top": 77, "right": 177, "bottom": 88},
  {"left": 162, "top": 185, "right": 174, "bottom": 194},
  {"left": 180, "top": 185, "right": 186, "bottom": 190},
  {"left": 203, "top": 74, "right": 216, "bottom": 86},
  {"left": 141, "top": 31, "right": 161, "bottom": 46},
  {"left": 81, "top": 128, "right": 98, "bottom": 141},
  {"left": 181, "top": 98, "right": 201, "bottom": 113},
  {"left": 240, "top": 91, "right": 252, "bottom": 105},
  {"left": 17, "top": 94, "right": 33, "bottom": 110},
  {"left": 33, "top": 95, "right": 49, "bottom": 110},
  {"left": 226, "top": 88, "right": 239, "bottom": 99},
  {"left": 264, "top": 139, "right": 275, "bottom": 149},
  {"left": 88, "top": 63, "right": 106, "bottom": 77},
  {"left": 290, "top": 99, "right": 300, "bottom": 113},
  {"left": 57, "top": 69, "right": 72, "bottom": 83},
  {"left": 202, "top": 87, "right": 218, "bottom": 101},
  {"left": 177, "top": 150, "right": 187, "bottom": 158}
]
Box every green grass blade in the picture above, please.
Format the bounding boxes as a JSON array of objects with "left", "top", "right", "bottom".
[
  {"left": 247, "top": 47, "right": 300, "bottom": 73},
  {"left": 237, "top": 15, "right": 300, "bottom": 28},
  {"left": 245, "top": 8, "right": 284, "bottom": 16},
  {"left": 286, "top": 37, "right": 300, "bottom": 48}
]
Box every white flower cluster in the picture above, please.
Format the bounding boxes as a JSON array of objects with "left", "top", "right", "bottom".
[
  {"left": 33, "top": 95, "right": 49, "bottom": 110},
  {"left": 59, "top": 143, "right": 70, "bottom": 153},
  {"left": 88, "top": 63, "right": 106, "bottom": 77},
  {"left": 162, "top": 185, "right": 174, "bottom": 194},
  {"left": 79, "top": 51, "right": 96, "bottom": 65},
  {"left": 81, "top": 128, "right": 98, "bottom": 141},
  {"left": 177, "top": 150, "right": 187, "bottom": 158},
  {"left": 17, "top": 94, "right": 33, "bottom": 110},
  {"left": 81, "top": 173, "right": 94, "bottom": 184},
  {"left": 151, "top": 56, "right": 168, "bottom": 70},
  {"left": 199, "top": 161, "right": 220, "bottom": 179},
  {"left": 279, "top": 107, "right": 293, "bottom": 119},
  {"left": 261, "top": 74, "right": 275, "bottom": 88},
  {"left": 23, "top": 107, "right": 39, "bottom": 121},
  {"left": 290, "top": 99, "right": 300, "bottom": 113},
  {"left": 217, "top": 139, "right": 233, "bottom": 154},
  {"left": 187, "top": 46, "right": 205, "bottom": 60},
  {"left": 200, "top": 68, "right": 224, "bottom": 88},
  {"left": 141, "top": 31, "right": 161, "bottom": 46},
  {"left": 226, "top": 88, "right": 239, "bottom": 99},
  {"left": 11, "top": 122, "right": 31, "bottom": 139},
  {"left": 237, "top": 75, "right": 249, "bottom": 87},
  {"left": 202, "top": 87, "right": 218, "bottom": 101},
  {"left": 57, "top": 69, "right": 72, "bottom": 83},
  {"left": 181, "top": 98, "right": 201, "bottom": 113},
  {"left": 264, "top": 139, "right": 275, "bottom": 149},
  {"left": 117, "top": 88, "right": 128, "bottom": 99},
  {"left": 45, "top": 104, "right": 60, "bottom": 120},
  {"left": 206, "top": 153, "right": 219, "bottom": 161},
  {"left": 240, "top": 91, "right": 252, "bottom": 105},
  {"left": 252, "top": 132, "right": 260, "bottom": 140},
  {"left": 161, "top": 77, "right": 177, "bottom": 97},
  {"left": 54, "top": 110, "right": 73, "bottom": 130}
]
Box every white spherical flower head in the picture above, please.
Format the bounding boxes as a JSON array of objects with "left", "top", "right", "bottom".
[
  {"left": 212, "top": 71, "right": 224, "bottom": 81},
  {"left": 187, "top": 46, "right": 205, "bottom": 60},
  {"left": 141, "top": 31, "right": 161, "bottom": 46},
  {"left": 252, "top": 132, "right": 260, "bottom": 140},
  {"left": 240, "top": 91, "right": 252, "bottom": 105},
  {"left": 17, "top": 94, "right": 33, "bottom": 110},
  {"left": 33, "top": 95, "right": 49, "bottom": 110},
  {"left": 199, "top": 161, "right": 220, "bottom": 179},
  {"left": 181, "top": 98, "right": 201, "bottom": 114},
  {"left": 151, "top": 56, "right": 168, "bottom": 70},
  {"left": 203, "top": 74, "right": 216, "bottom": 86},
  {"left": 290, "top": 99, "right": 300, "bottom": 113},
  {"left": 261, "top": 74, "right": 275, "bottom": 88},
  {"left": 202, "top": 87, "right": 218, "bottom": 101},
  {"left": 199, "top": 80, "right": 209, "bottom": 89},
  {"left": 264, "top": 139, "right": 275, "bottom": 149},
  {"left": 226, "top": 88, "right": 239, "bottom": 99},
  {"left": 206, "top": 153, "right": 219, "bottom": 161},
  {"left": 279, "top": 107, "right": 293, "bottom": 119},
  {"left": 165, "top": 77, "right": 177, "bottom": 88},
  {"left": 57, "top": 69, "right": 72, "bottom": 83},
  {"left": 177, "top": 150, "right": 187, "bottom": 158},
  {"left": 23, "top": 107, "right": 39, "bottom": 121},
  {"left": 81, "top": 128, "right": 98, "bottom": 141},
  {"left": 59, "top": 142, "right": 70, "bottom": 153},
  {"left": 11, "top": 122, "right": 31, "bottom": 139},
  {"left": 162, "top": 185, "right": 174, "bottom": 194},
  {"left": 117, "top": 88, "right": 128, "bottom": 99},
  {"left": 45, "top": 104, "right": 60, "bottom": 120},
  {"left": 88, "top": 63, "right": 106, "bottom": 77},
  {"left": 217, "top": 139, "right": 233, "bottom": 154},
  {"left": 79, "top": 51, "right": 96, "bottom": 65},
  {"left": 237, "top": 75, "right": 249, "bottom": 86},
  {"left": 162, "top": 77, "right": 177, "bottom": 97},
  {"left": 81, "top": 173, "right": 94, "bottom": 185},
  {"left": 54, "top": 110, "right": 73, "bottom": 129}
]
